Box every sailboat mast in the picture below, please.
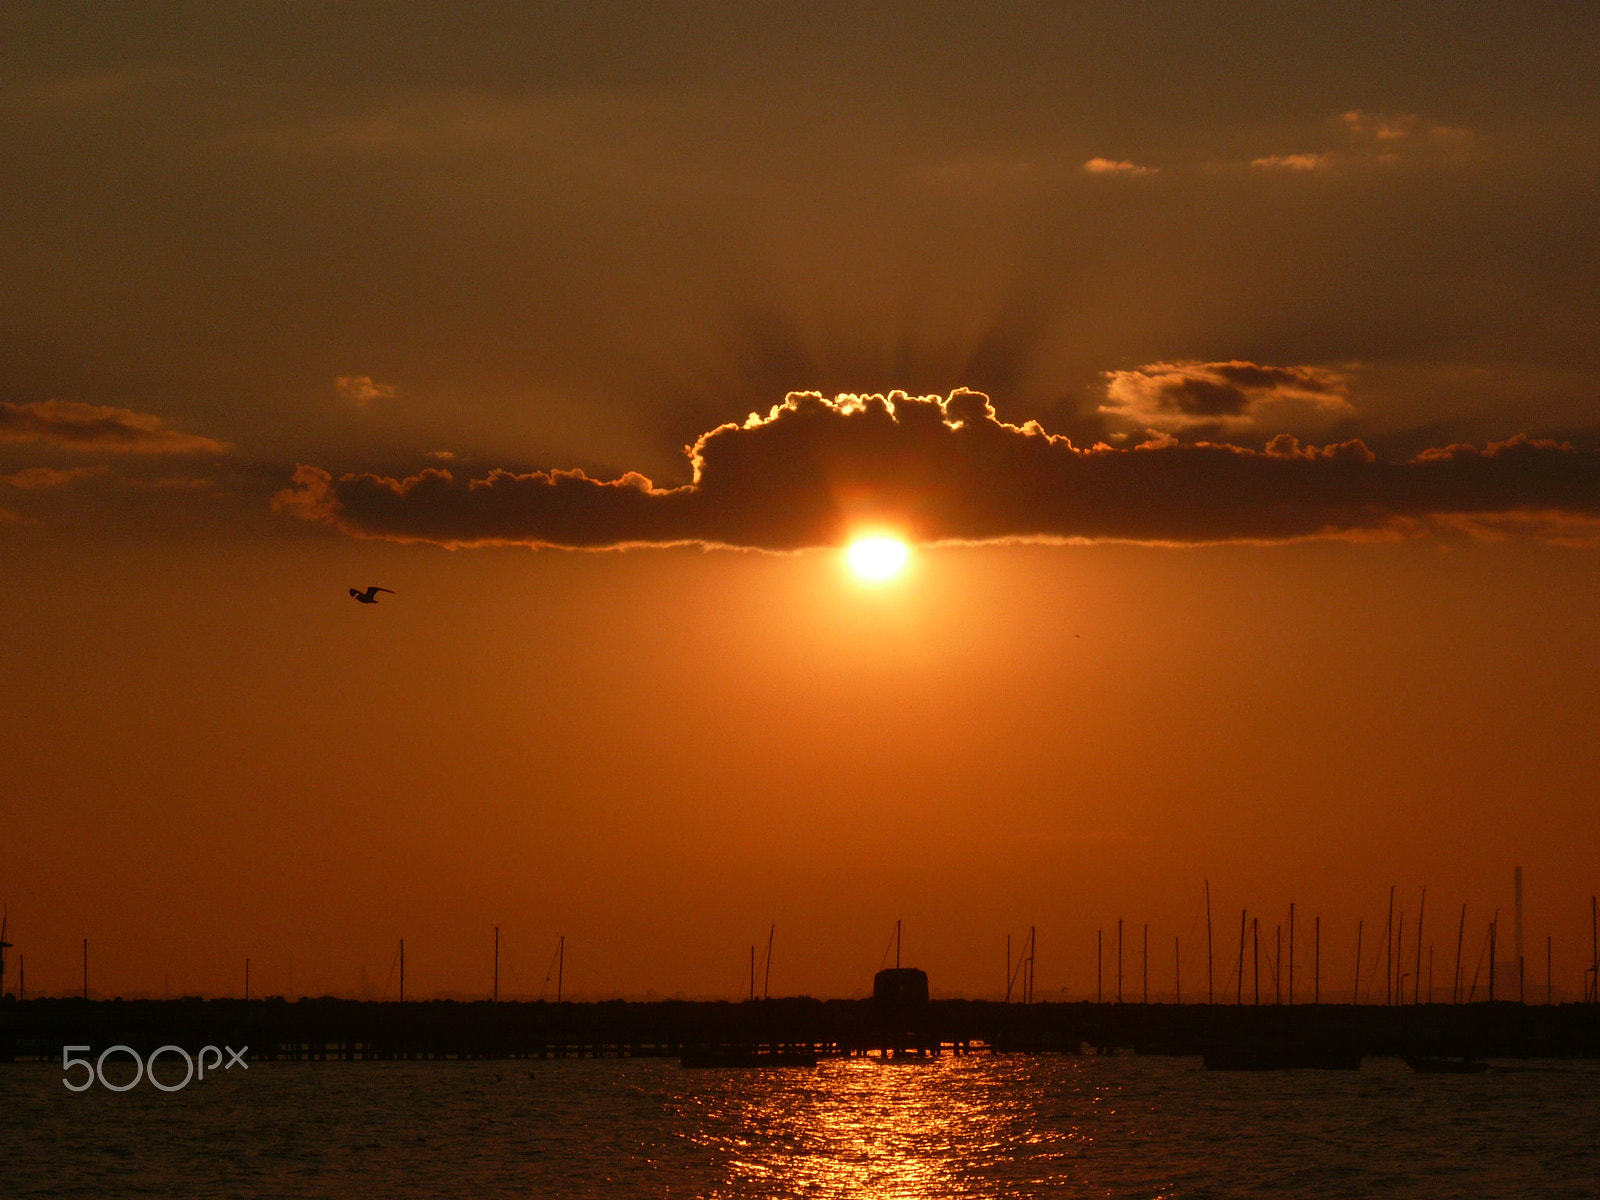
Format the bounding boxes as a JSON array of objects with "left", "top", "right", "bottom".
[
  {"left": 764, "top": 923, "right": 774, "bottom": 1000},
  {"left": 1117, "top": 918, "right": 1123, "bottom": 1004},
  {"left": 1395, "top": 911, "right": 1404, "bottom": 1007},
  {"left": 1237, "top": 911, "right": 1246, "bottom": 1005},
  {"left": 1385, "top": 885, "right": 1395, "bottom": 1006},
  {"left": 1029, "top": 925, "right": 1036, "bottom": 1005},
  {"left": 1253, "top": 918, "right": 1260, "bottom": 1006},
  {"left": 1489, "top": 918, "right": 1496, "bottom": 1002},
  {"left": 1274, "top": 925, "right": 1281, "bottom": 1005},
  {"left": 1354, "top": 919, "right": 1363, "bottom": 1005},
  {"left": 1415, "top": 888, "right": 1426, "bottom": 1005}
]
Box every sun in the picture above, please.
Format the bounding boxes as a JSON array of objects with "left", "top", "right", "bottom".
[{"left": 846, "top": 535, "right": 910, "bottom": 582}]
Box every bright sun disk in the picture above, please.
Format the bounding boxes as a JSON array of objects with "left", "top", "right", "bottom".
[{"left": 846, "top": 536, "right": 910, "bottom": 581}]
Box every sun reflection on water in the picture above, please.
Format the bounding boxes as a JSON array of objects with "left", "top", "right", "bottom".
[{"left": 679, "top": 1054, "right": 1094, "bottom": 1199}]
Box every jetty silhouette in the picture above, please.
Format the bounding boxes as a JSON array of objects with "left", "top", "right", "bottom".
[
  {"left": 4, "top": 991, "right": 1596, "bottom": 1068},
  {"left": 5, "top": 892, "right": 1595, "bottom": 1067}
]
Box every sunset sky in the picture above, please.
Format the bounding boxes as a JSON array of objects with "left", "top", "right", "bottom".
[{"left": 4, "top": 3, "right": 1598, "bottom": 1003}]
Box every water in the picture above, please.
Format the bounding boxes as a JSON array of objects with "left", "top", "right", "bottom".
[{"left": 5, "top": 1055, "right": 1598, "bottom": 1198}]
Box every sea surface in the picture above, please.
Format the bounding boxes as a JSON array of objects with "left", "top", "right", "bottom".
[{"left": 5, "top": 1054, "right": 1598, "bottom": 1198}]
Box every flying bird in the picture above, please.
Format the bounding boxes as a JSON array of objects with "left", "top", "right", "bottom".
[{"left": 350, "top": 586, "right": 395, "bottom": 604}]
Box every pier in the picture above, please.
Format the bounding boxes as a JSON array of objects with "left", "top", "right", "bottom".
[{"left": 3, "top": 996, "right": 1597, "bottom": 1064}]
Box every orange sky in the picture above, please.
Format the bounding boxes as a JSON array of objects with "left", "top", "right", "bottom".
[
  {"left": 5, "top": 530, "right": 1597, "bottom": 1000},
  {"left": 3, "top": 4, "right": 1598, "bottom": 1001}
]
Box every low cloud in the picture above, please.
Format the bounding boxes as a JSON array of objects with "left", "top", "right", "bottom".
[
  {"left": 275, "top": 390, "right": 1600, "bottom": 550},
  {"left": 1341, "top": 109, "right": 1413, "bottom": 142},
  {"left": 0, "top": 466, "right": 104, "bottom": 489},
  {"left": 0, "top": 400, "right": 227, "bottom": 453},
  {"left": 1084, "top": 158, "right": 1158, "bottom": 176},
  {"left": 1251, "top": 152, "right": 1332, "bottom": 172},
  {"left": 1100, "top": 361, "right": 1352, "bottom": 432},
  {"left": 1246, "top": 111, "right": 1470, "bottom": 175},
  {"left": 336, "top": 376, "right": 397, "bottom": 406}
]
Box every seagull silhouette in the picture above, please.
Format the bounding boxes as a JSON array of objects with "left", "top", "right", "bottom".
[{"left": 350, "top": 586, "right": 395, "bottom": 604}]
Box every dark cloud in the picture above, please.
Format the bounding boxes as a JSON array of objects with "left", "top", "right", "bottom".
[
  {"left": 0, "top": 400, "right": 228, "bottom": 453},
  {"left": 1101, "top": 362, "right": 1350, "bottom": 429},
  {"left": 275, "top": 390, "right": 1600, "bottom": 550}
]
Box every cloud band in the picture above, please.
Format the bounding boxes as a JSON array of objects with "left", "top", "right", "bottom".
[
  {"left": 274, "top": 390, "right": 1600, "bottom": 550},
  {"left": 0, "top": 400, "right": 227, "bottom": 453}
]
